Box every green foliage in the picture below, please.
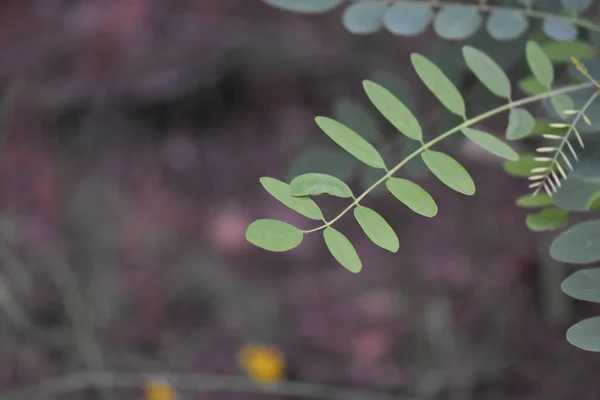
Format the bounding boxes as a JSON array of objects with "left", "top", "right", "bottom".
[
  {"left": 525, "top": 207, "right": 569, "bottom": 232},
  {"left": 363, "top": 80, "right": 421, "bottom": 141},
  {"left": 354, "top": 206, "right": 399, "bottom": 252},
  {"left": 550, "top": 220, "right": 600, "bottom": 264},
  {"left": 315, "top": 117, "right": 386, "bottom": 169},
  {"left": 323, "top": 227, "right": 362, "bottom": 273},
  {"left": 506, "top": 108, "right": 535, "bottom": 140},
  {"left": 245, "top": 219, "right": 304, "bottom": 252},
  {"left": 290, "top": 173, "right": 354, "bottom": 198},
  {"left": 461, "top": 128, "right": 519, "bottom": 161},
  {"left": 411, "top": 54, "right": 466, "bottom": 118},
  {"left": 386, "top": 178, "right": 437, "bottom": 218},
  {"left": 260, "top": 178, "right": 324, "bottom": 220},
  {"left": 254, "top": 0, "right": 600, "bottom": 353}
]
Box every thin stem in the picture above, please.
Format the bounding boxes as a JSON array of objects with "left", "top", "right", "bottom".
[
  {"left": 303, "top": 81, "right": 595, "bottom": 234},
  {"left": 3, "top": 371, "right": 416, "bottom": 400}
]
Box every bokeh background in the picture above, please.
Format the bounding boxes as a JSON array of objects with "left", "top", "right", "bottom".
[{"left": 1, "top": 0, "right": 600, "bottom": 399}]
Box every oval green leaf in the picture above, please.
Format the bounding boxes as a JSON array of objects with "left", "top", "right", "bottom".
[
  {"left": 526, "top": 41, "right": 554, "bottom": 89},
  {"left": 525, "top": 207, "right": 569, "bottom": 232},
  {"left": 566, "top": 317, "right": 600, "bottom": 352},
  {"left": 433, "top": 5, "right": 482, "bottom": 40},
  {"left": 245, "top": 219, "right": 304, "bottom": 252},
  {"left": 543, "top": 17, "right": 578, "bottom": 42},
  {"left": 315, "top": 116, "right": 386, "bottom": 169},
  {"left": 261, "top": 0, "right": 344, "bottom": 13},
  {"left": 260, "top": 177, "right": 324, "bottom": 220},
  {"left": 386, "top": 177, "right": 438, "bottom": 217},
  {"left": 410, "top": 53, "right": 466, "bottom": 118},
  {"left": 506, "top": 107, "right": 535, "bottom": 140},
  {"left": 421, "top": 150, "right": 475, "bottom": 195},
  {"left": 362, "top": 80, "right": 422, "bottom": 141},
  {"left": 561, "top": 269, "right": 600, "bottom": 303},
  {"left": 551, "top": 93, "right": 574, "bottom": 118},
  {"left": 550, "top": 220, "right": 600, "bottom": 264},
  {"left": 516, "top": 193, "right": 553, "bottom": 208},
  {"left": 503, "top": 153, "right": 542, "bottom": 178},
  {"left": 290, "top": 173, "right": 353, "bottom": 198},
  {"left": 462, "top": 46, "right": 511, "bottom": 99},
  {"left": 323, "top": 227, "right": 362, "bottom": 273},
  {"left": 486, "top": 9, "right": 528, "bottom": 41},
  {"left": 518, "top": 76, "right": 547, "bottom": 95},
  {"left": 354, "top": 206, "right": 399, "bottom": 252},
  {"left": 342, "top": 0, "right": 386, "bottom": 35},
  {"left": 383, "top": 2, "right": 433, "bottom": 36},
  {"left": 542, "top": 40, "right": 595, "bottom": 62},
  {"left": 462, "top": 128, "right": 519, "bottom": 161}
]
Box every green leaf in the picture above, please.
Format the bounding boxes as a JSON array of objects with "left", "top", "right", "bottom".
[
  {"left": 411, "top": 53, "right": 466, "bottom": 118},
  {"left": 323, "top": 227, "right": 362, "bottom": 273},
  {"left": 433, "top": 5, "right": 482, "bottom": 40},
  {"left": 386, "top": 177, "right": 438, "bottom": 217},
  {"left": 544, "top": 17, "right": 578, "bottom": 42},
  {"left": 550, "top": 220, "right": 600, "bottom": 264},
  {"left": 261, "top": 0, "right": 344, "bottom": 13},
  {"left": 354, "top": 206, "right": 399, "bottom": 252},
  {"left": 486, "top": 9, "right": 529, "bottom": 41},
  {"left": 561, "top": 269, "right": 600, "bottom": 303},
  {"left": 260, "top": 177, "right": 324, "bottom": 220},
  {"left": 383, "top": 2, "right": 433, "bottom": 36},
  {"left": 542, "top": 40, "right": 595, "bottom": 62},
  {"left": 245, "top": 219, "right": 304, "bottom": 252},
  {"left": 333, "top": 98, "right": 382, "bottom": 142},
  {"left": 550, "top": 94, "right": 574, "bottom": 119},
  {"left": 518, "top": 76, "right": 547, "bottom": 95},
  {"left": 526, "top": 41, "right": 554, "bottom": 89},
  {"left": 525, "top": 208, "right": 568, "bottom": 232},
  {"left": 315, "top": 116, "right": 386, "bottom": 169},
  {"left": 342, "top": 0, "right": 386, "bottom": 34},
  {"left": 290, "top": 173, "right": 353, "bottom": 198},
  {"left": 553, "top": 175, "right": 600, "bottom": 211},
  {"left": 287, "top": 147, "right": 358, "bottom": 182},
  {"left": 462, "top": 127, "right": 519, "bottom": 161},
  {"left": 566, "top": 317, "right": 600, "bottom": 352},
  {"left": 560, "top": 0, "right": 593, "bottom": 14},
  {"left": 503, "top": 153, "right": 539, "bottom": 177},
  {"left": 506, "top": 108, "right": 535, "bottom": 140},
  {"left": 462, "top": 46, "right": 511, "bottom": 99},
  {"left": 421, "top": 150, "right": 475, "bottom": 195},
  {"left": 362, "top": 80, "right": 422, "bottom": 141},
  {"left": 516, "top": 193, "right": 553, "bottom": 208}
]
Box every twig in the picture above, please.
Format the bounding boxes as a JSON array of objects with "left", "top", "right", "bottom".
[{"left": 2, "top": 371, "right": 419, "bottom": 400}]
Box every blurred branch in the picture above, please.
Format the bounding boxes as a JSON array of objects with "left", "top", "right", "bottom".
[{"left": 3, "top": 371, "right": 418, "bottom": 400}]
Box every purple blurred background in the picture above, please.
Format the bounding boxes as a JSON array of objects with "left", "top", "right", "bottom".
[{"left": 0, "top": 1, "right": 599, "bottom": 399}]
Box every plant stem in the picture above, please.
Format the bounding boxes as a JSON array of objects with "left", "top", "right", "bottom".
[{"left": 303, "top": 81, "right": 596, "bottom": 234}]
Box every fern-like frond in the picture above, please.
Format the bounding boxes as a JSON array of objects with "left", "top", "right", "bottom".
[{"left": 530, "top": 92, "right": 598, "bottom": 196}]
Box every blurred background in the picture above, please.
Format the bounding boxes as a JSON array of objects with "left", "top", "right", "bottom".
[{"left": 0, "top": 0, "right": 600, "bottom": 399}]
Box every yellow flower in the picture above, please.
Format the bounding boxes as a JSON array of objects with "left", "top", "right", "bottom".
[
  {"left": 237, "top": 343, "right": 285, "bottom": 384},
  {"left": 144, "top": 377, "right": 176, "bottom": 400}
]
